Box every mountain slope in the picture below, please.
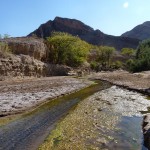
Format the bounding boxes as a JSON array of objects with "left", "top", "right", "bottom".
[
  {"left": 121, "top": 21, "right": 150, "bottom": 40},
  {"left": 28, "top": 17, "right": 140, "bottom": 50}
]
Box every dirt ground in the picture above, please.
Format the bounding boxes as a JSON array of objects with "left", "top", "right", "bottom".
[{"left": 0, "top": 76, "right": 91, "bottom": 116}]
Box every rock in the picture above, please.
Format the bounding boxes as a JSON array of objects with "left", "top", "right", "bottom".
[
  {"left": 0, "top": 37, "right": 47, "bottom": 61},
  {"left": 67, "top": 70, "right": 77, "bottom": 76},
  {"left": 0, "top": 36, "right": 72, "bottom": 79},
  {"left": 142, "top": 114, "right": 150, "bottom": 149},
  {"left": 146, "top": 88, "right": 150, "bottom": 95},
  {"left": 0, "top": 54, "right": 71, "bottom": 78}
]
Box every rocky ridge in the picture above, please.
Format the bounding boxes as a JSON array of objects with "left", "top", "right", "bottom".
[{"left": 122, "top": 21, "right": 150, "bottom": 40}]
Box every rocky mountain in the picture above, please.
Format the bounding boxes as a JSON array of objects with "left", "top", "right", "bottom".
[
  {"left": 121, "top": 21, "right": 150, "bottom": 40},
  {"left": 28, "top": 17, "right": 140, "bottom": 50}
]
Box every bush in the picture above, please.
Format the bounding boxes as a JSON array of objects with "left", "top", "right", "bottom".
[
  {"left": 112, "top": 61, "right": 123, "bottom": 69},
  {"left": 46, "top": 32, "right": 90, "bottom": 67},
  {"left": 90, "top": 61, "right": 99, "bottom": 71},
  {"left": 131, "top": 59, "right": 150, "bottom": 72},
  {"left": 121, "top": 48, "right": 135, "bottom": 57},
  {"left": 0, "top": 42, "right": 11, "bottom": 57},
  {"left": 129, "top": 39, "right": 150, "bottom": 72}
]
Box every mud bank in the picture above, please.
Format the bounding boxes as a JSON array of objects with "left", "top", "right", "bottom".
[{"left": 0, "top": 77, "right": 92, "bottom": 116}]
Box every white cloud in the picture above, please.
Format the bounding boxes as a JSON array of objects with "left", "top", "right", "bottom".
[{"left": 123, "top": 2, "right": 129, "bottom": 8}]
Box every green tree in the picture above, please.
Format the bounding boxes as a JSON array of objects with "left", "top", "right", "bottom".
[
  {"left": 130, "top": 39, "right": 150, "bottom": 72},
  {"left": 121, "top": 48, "right": 135, "bottom": 57},
  {"left": 96, "top": 46, "right": 115, "bottom": 68},
  {"left": 112, "top": 61, "right": 123, "bottom": 69},
  {"left": 3, "top": 34, "right": 10, "bottom": 39},
  {"left": 0, "top": 34, "right": 10, "bottom": 39},
  {"left": 46, "top": 32, "right": 90, "bottom": 67}
]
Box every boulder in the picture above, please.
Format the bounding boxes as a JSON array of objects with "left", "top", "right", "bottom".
[{"left": 143, "top": 114, "right": 150, "bottom": 149}]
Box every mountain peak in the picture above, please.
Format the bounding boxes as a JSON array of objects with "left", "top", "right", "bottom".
[
  {"left": 143, "top": 21, "right": 150, "bottom": 27},
  {"left": 122, "top": 21, "right": 150, "bottom": 40},
  {"left": 28, "top": 17, "right": 139, "bottom": 50}
]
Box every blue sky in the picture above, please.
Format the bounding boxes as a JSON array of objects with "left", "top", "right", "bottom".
[{"left": 0, "top": 0, "right": 150, "bottom": 37}]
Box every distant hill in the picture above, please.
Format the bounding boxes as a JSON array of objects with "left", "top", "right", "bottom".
[
  {"left": 121, "top": 21, "right": 150, "bottom": 40},
  {"left": 28, "top": 17, "right": 140, "bottom": 50}
]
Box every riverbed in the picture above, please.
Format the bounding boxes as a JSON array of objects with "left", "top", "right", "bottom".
[
  {"left": 39, "top": 83, "right": 150, "bottom": 150},
  {"left": 0, "top": 77, "right": 91, "bottom": 116},
  {"left": 0, "top": 80, "right": 150, "bottom": 150},
  {"left": 0, "top": 81, "right": 109, "bottom": 150}
]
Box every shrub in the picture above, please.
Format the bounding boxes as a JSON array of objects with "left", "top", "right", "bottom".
[
  {"left": 46, "top": 32, "right": 90, "bottom": 67},
  {"left": 0, "top": 42, "right": 11, "bottom": 56},
  {"left": 112, "top": 61, "right": 123, "bottom": 69},
  {"left": 90, "top": 61, "right": 99, "bottom": 71},
  {"left": 121, "top": 48, "right": 135, "bottom": 57},
  {"left": 129, "top": 39, "right": 150, "bottom": 72}
]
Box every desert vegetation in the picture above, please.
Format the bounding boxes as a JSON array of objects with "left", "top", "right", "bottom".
[
  {"left": 126, "top": 39, "right": 150, "bottom": 72},
  {"left": 89, "top": 46, "right": 115, "bottom": 71},
  {"left": 0, "top": 42, "right": 11, "bottom": 57},
  {"left": 0, "top": 34, "right": 10, "bottom": 39},
  {"left": 46, "top": 32, "right": 91, "bottom": 67},
  {"left": 45, "top": 32, "right": 117, "bottom": 70},
  {"left": 0, "top": 31, "right": 149, "bottom": 73}
]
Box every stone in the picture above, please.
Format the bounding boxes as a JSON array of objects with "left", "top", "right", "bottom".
[
  {"left": 142, "top": 114, "right": 150, "bottom": 149},
  {"left": 0, "top": 54, "right": 71, "bottom": 79},
  {"left": 0, "top": 37, "right": 47, "bottom": 61}
]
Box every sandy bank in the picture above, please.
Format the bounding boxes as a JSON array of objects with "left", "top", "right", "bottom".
[{"left": 0, "top": 77, "right": 91, "bottom": 116}]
